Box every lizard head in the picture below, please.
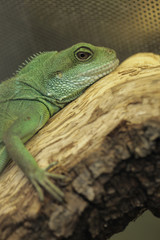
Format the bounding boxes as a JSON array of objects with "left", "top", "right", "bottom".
[{"left": 44, "top": 42, "right": 119, "bottom": 104}]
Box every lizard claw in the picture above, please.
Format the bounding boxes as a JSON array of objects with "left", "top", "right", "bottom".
[{"left": 44, "top": 161, "right": 58, "bottom": 171}]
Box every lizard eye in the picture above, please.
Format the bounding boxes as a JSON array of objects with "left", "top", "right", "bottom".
[
  {"left": 75, "top": 47, "right": 93, "bottom": 61},
  {"left": 77, "top": 51, "right": 91, "bottom": 60}
]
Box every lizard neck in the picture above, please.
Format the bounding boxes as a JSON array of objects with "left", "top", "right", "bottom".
[
  {"left": 16, "top": 80, "right": 66, "bottom": 116},
  {"left": 1, "top": 77, "right": 66, "bottom": 117}
]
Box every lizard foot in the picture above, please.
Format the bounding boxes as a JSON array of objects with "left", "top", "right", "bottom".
[{"left": 30, "top": 168, "right": 65, "bottom": 202}]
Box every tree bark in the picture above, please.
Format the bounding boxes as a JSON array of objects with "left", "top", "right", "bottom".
[{"left": 0, "top": 52, "right": 160, "bottom": 240}]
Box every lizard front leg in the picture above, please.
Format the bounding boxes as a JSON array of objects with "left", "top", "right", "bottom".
[
  {"left": 3, "top": 108, "right": 64, "bottom": 202},
  {"left": 0, "top": 144, "right": 10, "bottom": 173}
]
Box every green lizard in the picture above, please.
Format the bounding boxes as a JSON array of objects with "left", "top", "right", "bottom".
[{"left": 0, "top": 43, "right": 119, "bottom": 201}]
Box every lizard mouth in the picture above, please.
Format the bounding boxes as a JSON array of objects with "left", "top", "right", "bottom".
[{"left": 77, "top": 58, "right": 119, "bottom": 87}]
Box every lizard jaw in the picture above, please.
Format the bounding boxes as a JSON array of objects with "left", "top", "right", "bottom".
[
  {"left": 76, "top": 58, "right": 119, "bottom": 87},
  {"left": 56, "top": 58, "right": 119, "bottom": 104}
]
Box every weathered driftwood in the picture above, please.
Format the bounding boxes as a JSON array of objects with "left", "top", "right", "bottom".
[{"left": 0, "top": 52, "right": 160, "bottom": 240}]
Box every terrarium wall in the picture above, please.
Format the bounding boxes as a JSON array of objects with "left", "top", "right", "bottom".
[{"left": 0, "top": 0, "right": 159, "bottom": 81}]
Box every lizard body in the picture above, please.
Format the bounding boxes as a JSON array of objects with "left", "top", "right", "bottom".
[{"left": 0, "top": 43, "right": 119, "bottom": 201}]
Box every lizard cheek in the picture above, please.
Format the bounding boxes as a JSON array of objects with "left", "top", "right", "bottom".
[{"left": 55, "top": 71, "right": 63, "bottom": 79}]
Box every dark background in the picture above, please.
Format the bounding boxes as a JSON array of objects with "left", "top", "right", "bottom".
[{"left": 0, "top": 0, "right": 160, "bottom": 81}]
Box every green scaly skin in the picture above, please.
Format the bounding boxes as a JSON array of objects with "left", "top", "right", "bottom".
[{"left": 0, "top": 43, "right": 119, "bottom": 201}]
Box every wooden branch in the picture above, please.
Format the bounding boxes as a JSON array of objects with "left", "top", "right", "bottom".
[{"left": 0, "top": 52, "right": 160, "bottom": 240}]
